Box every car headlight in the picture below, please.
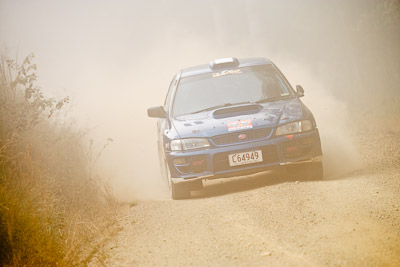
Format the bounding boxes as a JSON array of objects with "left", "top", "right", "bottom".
[
  {"left": 275, "top": 120, "right": 313, "bottom": 136},
  {"left": 170, "top": 138, "right": 210, "bottom": 151}
]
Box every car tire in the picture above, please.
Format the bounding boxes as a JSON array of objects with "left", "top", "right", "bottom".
[
  {"left": 165, "top": 162, "right": 191, "bottom": 200},
  {"left": 285, "top": 162, "right": 323, "bottom": 181},
  {"left": 159, "top": 155, "right": 167, "bottom": 183},
  {"left": 171, "top": 180, "right": 191, "bottom": 200},
  {"left": 307, "top": 161, "right": 323, "bottom": 180}
]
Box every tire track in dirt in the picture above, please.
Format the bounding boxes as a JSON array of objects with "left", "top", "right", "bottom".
[{"left": 90, "top": 119, "right": 400, "bottom": 266}]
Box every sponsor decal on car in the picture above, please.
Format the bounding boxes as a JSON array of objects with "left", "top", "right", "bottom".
[
  {"left": 238, "top": 134, "right": 247, "bottom": 140},
  {"left": 212, "top": 69, "right": 242, "bottom": 78},
  {"left": 227, "top": 120, "right": 253, "bottom": 132}
]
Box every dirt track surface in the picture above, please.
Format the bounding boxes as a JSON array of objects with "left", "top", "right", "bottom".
[{"left": 90, "top": 119, "right": 400, "bottom": 266}]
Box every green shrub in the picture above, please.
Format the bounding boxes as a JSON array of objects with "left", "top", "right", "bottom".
[{"left": 0, "top": 51, "right": 115, "bottom": 266}]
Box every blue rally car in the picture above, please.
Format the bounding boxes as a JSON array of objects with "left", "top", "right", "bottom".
[{"left": 148, "top": 57, "right": 323, "bottom": 199}]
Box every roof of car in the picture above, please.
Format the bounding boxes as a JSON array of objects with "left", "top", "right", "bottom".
[{"left": 180, "top": 57, "right": 273, "bottom": 78}]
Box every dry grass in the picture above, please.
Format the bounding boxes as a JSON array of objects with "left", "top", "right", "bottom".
[{"left": 0, "top": 51, "right": 118, "bottom": 266}]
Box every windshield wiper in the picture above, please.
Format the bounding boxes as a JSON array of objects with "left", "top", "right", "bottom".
[{"left": 256, "top": 95, "right": 293, "bottom": 103}]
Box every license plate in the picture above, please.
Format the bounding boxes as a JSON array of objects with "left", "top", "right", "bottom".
[{"left": 228, "top": 150, "right": 263, "bottom": 166}]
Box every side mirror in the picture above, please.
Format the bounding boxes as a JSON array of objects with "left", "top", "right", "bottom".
[
  {"left": 296, "top": 85, "right": 304, "bottom": 97},
  {"left": 147, "top": 106, "right": 167, "bottom": 118}
]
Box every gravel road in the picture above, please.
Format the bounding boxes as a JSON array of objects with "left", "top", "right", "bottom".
[{"left": 90, "top": 118, "right": 400, "bottom": 266}]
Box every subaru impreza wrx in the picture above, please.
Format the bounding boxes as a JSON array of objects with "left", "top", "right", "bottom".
[{"left": 148, "top": 57, "right": 323, "bottom": 199}]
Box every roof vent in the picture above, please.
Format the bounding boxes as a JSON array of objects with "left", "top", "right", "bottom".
[{"left": 209, "top": 57, "right": 239, "bottom": 70}]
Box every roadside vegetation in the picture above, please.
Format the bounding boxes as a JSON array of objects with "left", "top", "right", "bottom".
[{"left": 0, "top": 51, "right": 118, "bottom": 266}]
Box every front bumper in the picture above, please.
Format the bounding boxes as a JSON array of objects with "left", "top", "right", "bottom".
[{"left": 167, "top": 129, "right": 323, "bottom": 184}]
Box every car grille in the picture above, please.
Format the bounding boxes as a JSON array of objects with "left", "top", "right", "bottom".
[
  {"left": 213, "top": 145, "right": 279, "bottom": 173},
  {"left": 211, "top": 128, "right": 272, "bottom": 146}
]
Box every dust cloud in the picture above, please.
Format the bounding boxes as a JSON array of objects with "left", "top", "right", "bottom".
[
  {"left": 281, "top": 63, "right": 363, "bottom": 177},
  {"left": 0, "top": 0, "right": 398, "bottom": 201}
]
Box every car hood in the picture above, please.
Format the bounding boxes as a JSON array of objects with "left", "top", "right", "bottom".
[{"left": 171, "top": 98, "right": 303, "bottom": 139}]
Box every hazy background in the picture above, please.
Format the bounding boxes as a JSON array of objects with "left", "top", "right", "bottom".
[{"left": 1, "top": 0, "right": 399, "bottom": 200}]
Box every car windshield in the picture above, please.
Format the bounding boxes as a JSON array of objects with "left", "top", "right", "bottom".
[{"left": 172, "top": 65, "right": 294, "bottom": 117}]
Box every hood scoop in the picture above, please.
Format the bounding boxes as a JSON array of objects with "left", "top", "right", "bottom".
[{"left": 212, "top": 104, "right": 261, "bottom": 119}]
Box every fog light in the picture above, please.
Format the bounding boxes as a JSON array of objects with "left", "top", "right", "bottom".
[
  {"left": 189, "top": 156, "right": 207, "bottom": 173},
  {"left": 286, "top": 145, "right": 298, "bottom": 152},
  {"left": 284, "top": 141, "right": 300, "bottom": 158},
  {"left": 191, "top": 160, "right": 204, "bottom": 166}
]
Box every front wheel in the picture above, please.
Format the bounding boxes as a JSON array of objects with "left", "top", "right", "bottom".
[
  {"left": 170, "top": 180, "right": 191, "bottom": 200},
  {"left": 165, "top": 162, "right": 191, "bottom": 200},
  {"left": 308, "top": 161, "right": 323, "bottom": 180},
  {"left": 285, "top": 161, "right": 323, "bottom": 181}
]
